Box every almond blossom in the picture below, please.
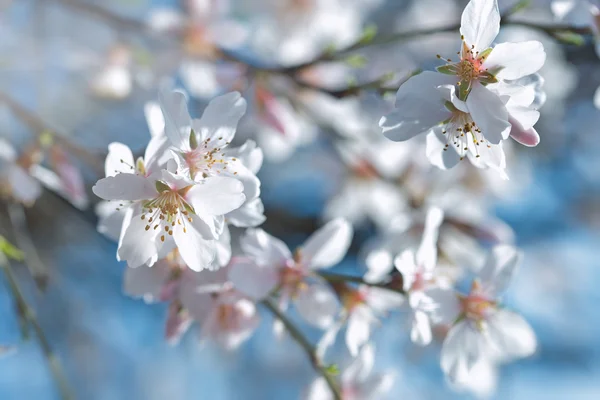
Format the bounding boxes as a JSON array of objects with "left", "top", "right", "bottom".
[
  {"left": 0, "top": 138, "right": 42, "bottom": 205},
  {"left": 428, "top": 245, "right": 537, "bottom": 386},
  {"left": 228, "top": 219, "right": 353, "bottom": 329},
  {"left": 305, "top": 344, "right": 394, "bottom": 400}
]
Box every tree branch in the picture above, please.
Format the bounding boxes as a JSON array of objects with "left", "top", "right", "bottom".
[
  {"left": 261, "top": 298, "right": 342, "bottom": 400},
  {"left": 0, "top": 254, "right": 74, "bottom": 400}
]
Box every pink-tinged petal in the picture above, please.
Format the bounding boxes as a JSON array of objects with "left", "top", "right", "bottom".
[
  {"left": 295, "top": 283, "right": 340, "bottom": 329},
  {"left": 486, "top": 309, "right": 537, "bottom": 360},
  {"left": 165, "top": 303, "right": 192, "bottom": 345},
  {"left": 123, "top": 262, "right": 169, "bottom": 301},
  {"left": 7, "top": 165, "right": 42, "bottom": 204},
  {"left": 484, "top": 41, "right": 546, "bottom": 80},
  {"left": 393, "top": 250, "right": 417, "bottom": 292},
  {"left": 92, "top": 173, "right": 155, "bottom": 201},
  {"left": 240, "top": 228, "right": 292, "bottom": 267},
  {"left": 228, "top": 257, "right": 279, "bottom": 300},
  {"left": 460, "top": 0, "right": 500, "bottom": 51},
  {"left": 416, "top": 207, "right": 444, "bottom": 271},
  {"left": 301, "top": 218, "right": 353, "bottom": 270},
  {"left": 158, "top": 88, "right": 192, "bottom": 152},
  {"left": 195, "top": 91, "right": 247, "bottom": 144},
  {"left": 426, "top": 129, "right": 462, "bottom": 170},
  {"left": 180, "top": 289, "right": 213, "bottom": 322},
  {"left": 411, "top": 310, "right": 432, "bottom": 346},
  {"left": 478, "top": 245, "right": 521, "bottom": 297},
  {"left": 187, "top": 176, "right": 245, "bottom": 216},
  {"left": 105, "top": 142, "right": 135, "bottom": 177},
  {"left": 509, "top": 118, "right": 540, "bottom": 147},
  {"left": 441, "top": 321, "right": 487, "bottom": 384},
  {"left": 466, "top": 82, "right": 511, "bottom": 145},
  {"left": 346, "top": 305, "right": 375, "bottom": 357},
  {"left": 173, "top": 218, "right": 217, "bottom": 272}
]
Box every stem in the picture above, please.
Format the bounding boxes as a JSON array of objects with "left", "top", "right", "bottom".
[
  {"left": 0, "top": 91, "right": 104, "bottom": 175},
  {"left": 261, "top": 298, "right": 342, "bottom": 400},
  {"left": 0, "top": 255, "right": 74, "bottom": 400},
  {"left": 317, "top": 272, "right": 405, "bottom": 295},
  {"left": 6, "top": 203, "right": 48, "bottom": 289}
]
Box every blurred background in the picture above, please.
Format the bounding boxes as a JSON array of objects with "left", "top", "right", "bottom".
[{"left": 1, "top": 0, "right": 600, "bottom": 399}]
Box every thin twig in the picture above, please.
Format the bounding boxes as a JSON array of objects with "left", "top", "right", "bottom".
[
  {"left": 261, "top": 298, "right": 342, "bottom": 400},
  {"left": 6, "top": 203, "right": 48, "bottom": 289},
  {"left": 0, "top": 254, "right": 74, "bottom": 400},
  {"left": 0, "top": 91, "right": 104, "bottom": 175},
  {"left": 317, "top": 272, "right": 405, "bottom": 295}
]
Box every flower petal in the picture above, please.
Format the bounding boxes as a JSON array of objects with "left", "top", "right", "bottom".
[
  {"left": 187, "top": 176, "right": 245, "bottom": 216},
  {"left": 173, "top": 218, "right": 217, "bottom": 271},
  {"left": 226, "top": 198, "right": 266, "bottom": 228},
  {"left": 93, "top": 173, "right": 156, "bottom": 201},
  {"left": 393, "top": 250, "right": 417, "bottom": 292},
  {"left": 486, "top": 309, "right": 537, "bottom": 360},
  {"left": 416, "top": 207, "right": 444, "bottom": 271},
  {"left": 105, "top": 142, "right": 134, "bottom": 177},
  {"left": 158, "top": 88, "right": 192, "bottom": 152},
  {"left": 484, "top": 41, "right": 546, "bottom": 80},
  {"left": 346, "top": 305, "right": 375, "bottom": 357},
  {"left": 411, "top": 310, "right": 432, "bottom": 346},
  {"left": 301, "top": 218, "right": 353, "bottom": 270},
  {"left": 240, "top": 228, "right": 292, "bottom": 267},
  {"left": 478, "top": 245, "right": 521, "bottom": 297},
  {"left": 123, "top": 263, "right": 169, "bottom": 301},
  {"left": 426, "top": 129, "right": 462, "bottom": 170},
  {"left": 295, "top": 283, "right": 340, "bottom": 329},
  {"left": 195, "top": 91, "right": 247, "bottom": 144},
  {"left": 466, "top": 82, "right": 511, "bottom": 145},
  {"left": 441, "top": 321, "right": 487, "bottom": 384},
  {"left": 460, "top": 0, "right": 500, "bottom": 51},
  {"left": 228, "top": 257, "right": 279, "bottom": 300}
]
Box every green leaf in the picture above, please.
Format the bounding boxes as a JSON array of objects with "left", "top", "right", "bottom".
[
  {"left": 553, "top": 31, "right": 585, "bottom": 46},
  {"left": 359, "top": 24, "right": 378, "bottom": 44},
  {"left": 436, "top": 64, "right": 458, "bottom": 75},
  {"left": 155, "top": 180, "right": 170, "bottom": 193},
  {"left": 189, "top": 129, "right": 199, "bottom": 150},
  {"left": 344, "top": 54, "right": 368, "bottom": 68},
  {"left": 324, "top": 364, "right": 340, "bottom": 376},
  {"left": 0, "top": 236, "right": 23, "bottom": 262}
]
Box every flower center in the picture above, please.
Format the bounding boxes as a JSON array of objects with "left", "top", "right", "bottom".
[
  {"left": 141, "top": 185, "right": 195, "bottom": 242},
  {"left": 436, "top": 40, "right": 496, "bottom": 100},
  {"left": 459, "top": 281, "right": 496, "bottom": 323},
  {"left": 185, "top": 137, "right": 236, "bottom": 180},
  {"left": 441, "top": 106, "right": 490, "bottom": 160}
]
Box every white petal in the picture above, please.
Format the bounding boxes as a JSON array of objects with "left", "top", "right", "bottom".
[
  {"left": 441, "top": 321, "right": 487, "bottom": 384},
  {"left": 422, "top": 287, "right": 461, "bottom": 325},
  {"left": 7, "top": 166, "right": 42, "bottom": 204},
  {"left": 195, "top": 91, "right": 247, "bottom": 144},
  {"left": 365, "top": 287, "right": 404, "bottom": 314},
  {"left": 95, "top": 201, "right": 126, "bottom": 242},
  {"left": 173, "top": 218, "right": 217, "bottom": 271},
  {"left": 144, "top": 101, "right": 165, "bottom": 137},
  {"left": 486, "top": 309, "right": 537, "bottom": 360},
  {"left": 301, "top": 218, "right": 353, "bottom": 270},
  {"left": 510, "top": 123, "right": 540, "bottom": 148},
  {"left": 416, "top": 207, "right": 443, "bottom": 271},
  {"left": 123, "top": 263, "right": 169, "bottom": 301},
  {"left": 144, "top": 135, "right": 171, "bottom": 174},
  {"left": 411, "top": 310, "right": 432, "bottom": 346},
  {"left": 295, "top": 283, "right": 340, "bottom": 329},
  {"left": 460, "top": 0, "right": 500, "bottom": 51},
  {"left": 484, "top": 41, "right": 546, "bottom": 80},
  {"left": 105, "top": 142, "right": 134, "bottom": 177},
  {"left": 304, "top": 378, "right": 334, "bottom": 400},
  {"left": 224, "top": 140, "right": 264, "bottom": 175},
  {"left": 158, "top": 88, "right": 192, "bottom": 152},
  {"left": 316, "top": 321, "right": 343, "bottom": 361},
  {"left": 508, "top": 106, "right": 540, "bottom": 132},
  {"left": 466, "top": 82, "right": 511, "bottom": 145},
  {"left": 343, "top": 343, "right": 375, "bottom": 383},
  {"left": 226, "top": 198, "right": 266, "bottom": 228},
  {"left": 92, "top": 173, "right": 156, "bottom": 201},
  {"left": 117, "top": 211, "right": 160, "bottom": 268},
  {"left": 187, "top": 176, "right": 245, "bottom": 216},
  {"left": 478, "top": 245, "right": 521, "bottom": 297},
  {"left": 393, "top": 250, "right": 417, "bottom": 292},
  {"left": 426, "top": 128, "right": 462, "bottom": 170},
  {"left": 346, "top": 306, "right": 374, "bottom": 357},
  {"left": 595, "top": 85, "right": 600, "bottom": 110},
  {"left": 240, "top": 228, "right": 292, "bottom": 267},
  {"left": 228, "top": 258, "right": 279, "bottom": 300},
  {"left": 364, "top": 249, "right": 394, "bottom": 284}
]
